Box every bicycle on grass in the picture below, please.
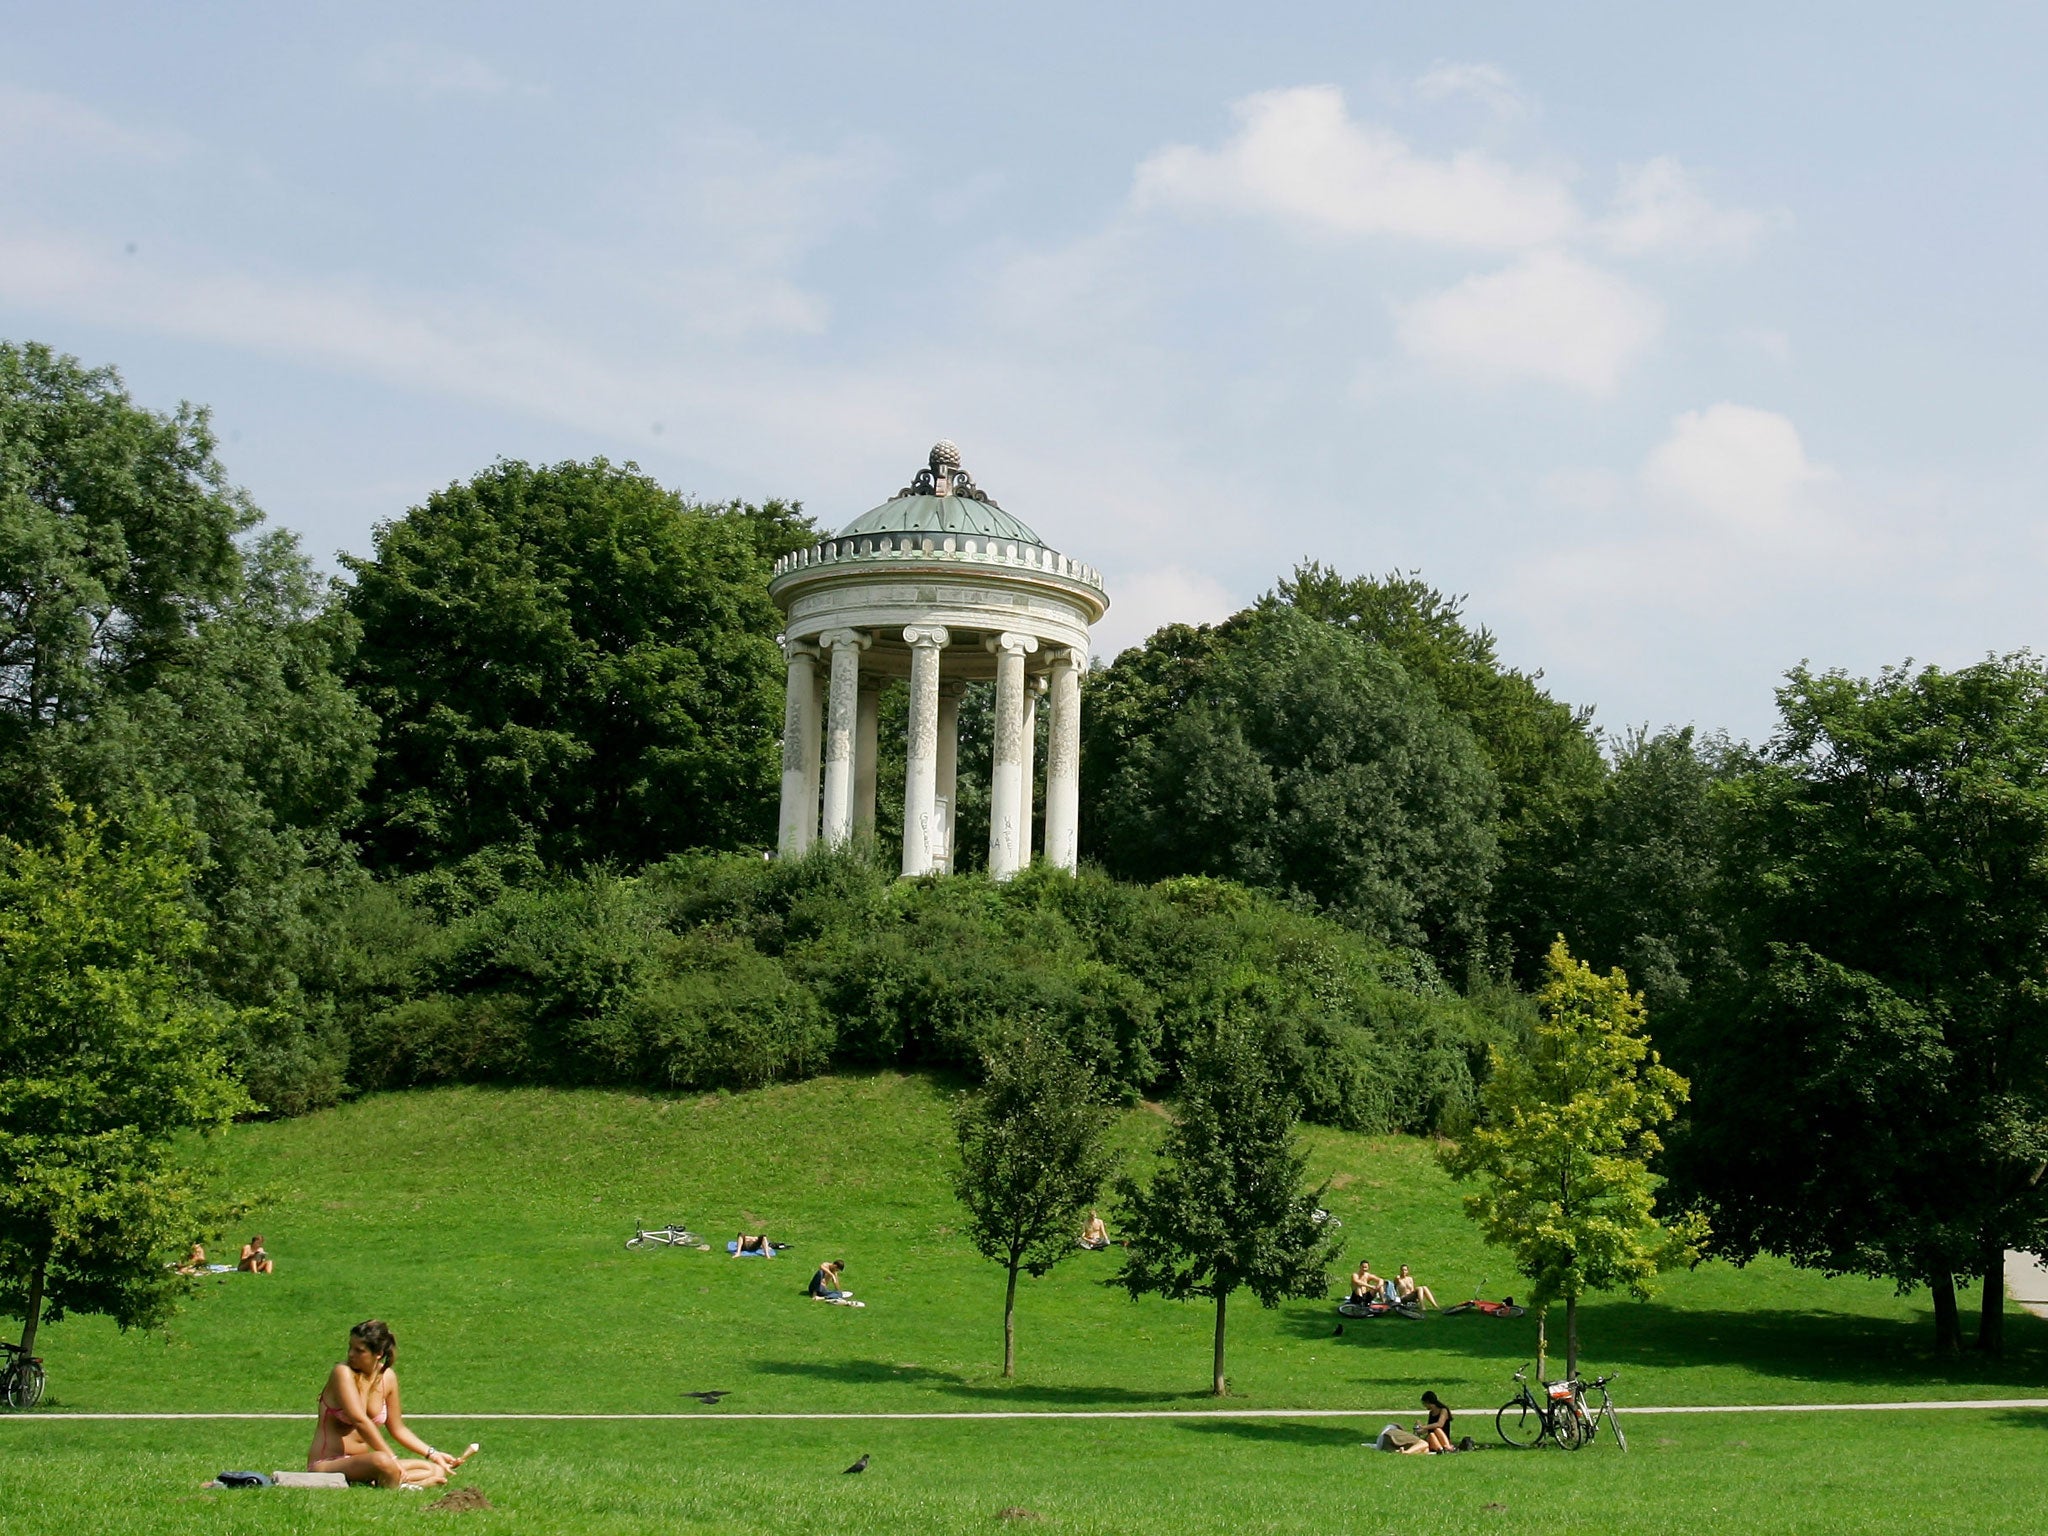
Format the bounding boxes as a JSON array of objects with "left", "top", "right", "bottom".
[
  {"left": 2, "top": 1340, "right": 46, "bottom": 1410},
  {"left": 1495, "top": 1365, "right": 1584, "bottom": 1449},
  {"left": 625, "top": 1223, "right": 698, "bottom": 1250},
  {"left": 1569, "top": 1370, "right": 1627, "bottom": 1451}
]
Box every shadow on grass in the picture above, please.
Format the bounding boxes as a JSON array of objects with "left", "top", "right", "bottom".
[
  {"left": 1989, "top": 1410, "right": 2048, "bottom": 1431},
  {"left": 754, "top": 1358, "right": 1207, "bottom": 1406},
  {"left": 1284, "top": 1300, "right": 2048, "bottom": 1392},
  {"left": 1174, "top": 1419, "right": 1365, "bottom": 1448}
]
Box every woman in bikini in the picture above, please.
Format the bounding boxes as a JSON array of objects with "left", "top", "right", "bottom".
[{"left": 308, "top": 1320, "right": 475, "bottom": 1488}]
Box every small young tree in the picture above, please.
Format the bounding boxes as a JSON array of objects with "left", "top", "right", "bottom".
[
  {"left": 0, "top": 801, "right": 250, "bottom": 1364},
  {"left": 1116, "top": 1023, "right": 1339, "bottom": 1396},
  {"left": 952, "top": 1029, "right": 1120, "bottom": 1377},
  {"left": 1443, "top": 939, "right": 1706, "bottom": 1378}
]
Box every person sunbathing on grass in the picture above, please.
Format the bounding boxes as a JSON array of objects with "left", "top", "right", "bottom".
[
  {"left": 1395, "top": 1266, "right": 1439, "bottom": 1310},
  {"left": 1078, "top": 1210, "right": 1110, "bottom": 1250},
  {"left": 309, "top": 1320, "right": 477, "bottom": 1489},
  {"left": 238, "top": 1235, "right": 274, "bottom": 1274},
  {"left": 1417, "top": 1390, "right": 1455, "bottom": 1452},
  {"left": 733, "top": 1232, "right": 774, "bottom": 1258},
  {"left": 809, "top": 1260, "right": 853, "bottom": 1301},
  {"left": 1347, "top": 1259, "right": 1382, "bottom": 1303},
  {"left": 176, "top": 1242, "right": 207, "bottom": 1276}
]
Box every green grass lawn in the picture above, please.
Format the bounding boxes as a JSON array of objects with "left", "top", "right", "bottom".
[{"left": 5, "top": 1073, "right": 2046, "bottom": 1533}]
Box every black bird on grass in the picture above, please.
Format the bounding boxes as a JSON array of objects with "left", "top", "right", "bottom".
[
  {"left": 1332, "top": 1324, "right": 1344, "bottom": 1337},
  {"left": 842, "top": 1454, "right": 870, "bottom": 1475},
  {"left": 683, "top": 1390, "right": 730, "bottom": 1404}
]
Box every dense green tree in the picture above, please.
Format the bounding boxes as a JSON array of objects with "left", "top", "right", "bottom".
[
  {"left": 0, "top": 801, "right": 250, "bottom": 1363},
  {"left": 1081, "top": 605, "right": 1499, "bottom": 963},
  {"left": 1274, "top": 563, "right": 1606, "bottom": 974},
  {"left": 0, "top": 341, "right": 376, "bottom": 1112},
  {"left": 1534, "top": 728, "right": 1740, "bottom": 1017},
  {"left": 1443, "top": 940, "right": 1704, "bottom": 1379},
  {"left": 1669, "top": 657, "right": 2048, "bottom": 1355},
  {"left": 343, "top": 460, "right": 808, "bottom": 872},
  {"left": 952, "top": 1029, "right": 1120, "bottom": 1375},
  {"left": 1115, "top": 1022, "right": 1340, "bottom": 1395}
]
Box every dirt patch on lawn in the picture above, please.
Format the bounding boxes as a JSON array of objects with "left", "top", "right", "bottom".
[{"left": 425, "top": 1485, "right": 492, "bottom": 1513}]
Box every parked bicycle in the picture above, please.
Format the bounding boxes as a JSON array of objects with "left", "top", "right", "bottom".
[
  {"left": 1569, "top": 1370, "right": 1627, "bottom": 1451},
  {"left": 2, "top": 1340, "right": 46, "bottom": 1410},
  {"left": 625, "top": 1223, "right": 698, "bottom": 1250},
  {"left": 1494, "top": 1365, "right": 1584, "bottom": 1449},
  {"left": 1443, "top": 1277, "right": 1527, "bottom": 1318}
]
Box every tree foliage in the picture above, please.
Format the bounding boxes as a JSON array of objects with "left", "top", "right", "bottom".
[
  {"left": 1443, "top": 939, "right": 1703, "bottom": 1377},
  {"left": 952, "top": 1028, "right": 1120, "bottom": 1375},
  {"left": 344, "top": 459, "right": 807, "bottom": 872},
  {"left": 0, "top": 340, "right": 376, "bottom": 1114},
  {"left": 1115, "top": 1022, "right": 1340, "bottom": 1395},
  {"left": 1081, "top": 604, "right": 1499, "bottom": 964},
  {"left": 1274, "top": 563, "right": 1606, "bottom": 974},
  {"left": 1668, "top": 656, "right": 2048, "bottom": 1354},
  {"left": 0, "top": 801, "right": 250, "bottom": 1357}
]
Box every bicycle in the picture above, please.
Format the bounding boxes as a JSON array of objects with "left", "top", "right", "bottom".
[
  {"left": 2, "top": 1340, "right": 46, "bottom": 1410},
  {"left": 1494, "top": 1365, "right": 1584, "bottom": 1449},
  {"left": 625, "top": 1223, "right": 699, "bottom": 1250},
  {"left": 1443, "top": 1277, "right": 1527, "bottom": 1319},
  {"left": 1569, "top": 1370, "right": 1627, "bottom": 1451}
]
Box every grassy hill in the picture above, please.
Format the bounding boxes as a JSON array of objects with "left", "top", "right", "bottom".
[{"left": 6, "top": 1074, "right": 2047, "bottom": 1534}]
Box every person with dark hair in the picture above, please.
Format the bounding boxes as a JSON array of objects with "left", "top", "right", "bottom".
[
  {"left": 808, "top": 1259, "right": 852, "bottom": 1300},
  {"left": 1418, "top": 1390, "right": 1454, "bottom": 1453},
  {"left": 1395, "top": 1265, "right": 1439, "bottom": 1310},
  {"left": 237, "top": 1235, "right": 273, "bottom": 1275},
  {"left": 733, "top": 1232, "right": 774, "bottom": 1257},
  {"left": 308, "top": 1321, "right": 477, "bottom": 1487}
]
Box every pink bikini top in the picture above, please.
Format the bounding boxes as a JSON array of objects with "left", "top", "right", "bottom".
[{"left": 321, "top": 1398, "right": 387, "bottom": 1426}]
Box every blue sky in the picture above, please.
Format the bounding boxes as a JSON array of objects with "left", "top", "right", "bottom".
[{"left": 4, "top": 3, "right": 2043, "bottom": 742}]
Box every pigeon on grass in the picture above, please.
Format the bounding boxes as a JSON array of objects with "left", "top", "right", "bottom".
[{"left": 842, "top": 1454, "right": 870, "bottom": 1475}]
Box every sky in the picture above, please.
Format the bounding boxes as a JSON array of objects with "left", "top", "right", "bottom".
[{"left": 4, "top": 3, "right": 2043, "bottom": 744}]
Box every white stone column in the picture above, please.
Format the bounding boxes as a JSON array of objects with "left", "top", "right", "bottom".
[
  {"left": 936, "top": 681, "right": 965, "bottom": 873},
  {"left": 817, "top": 628, "right": 870, "bottom": 846},
  {"left": 901, "top": 626, "right": 950, "bottom": 877},
  {"left": 853, "top": 678, "right": 881, "bottom": 835},
  {"left": 986, "top": 631, "right": 1038, "bottom": 880},
  {"left": 1044, "top": 648, "right": 1082, "bottom": 872},
  {"left": 1021, "top": 676, "right": 1045, "bottom": 868},
  {"left": 777, "top": 642, "right": 820, "bottom": 856}
]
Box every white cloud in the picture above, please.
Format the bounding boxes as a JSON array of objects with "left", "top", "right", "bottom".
[
  {"left": 1133, "top": 85, "right": 1577, "bottom": 250},
  {"left": 0, "top": 84, "right": 181, "bottom": 161},
  {"left": 1393, "top": 251, "right": 1663, "bottom": 394},
  {"left": 1412, "top": 62, "right": 1530, "bottom": 119},
  {"left": 1642, "top": 403, "right": 1835, "bottom": 536},
  {"left": 1090, "top": 564, "right": 1241, "bottom": 663},
  {"left": 1599, "top": 157, "right": 1767, "bottom": 257},
  {"left": 358, "top": 43, "right": 523, "bottom": 100}
]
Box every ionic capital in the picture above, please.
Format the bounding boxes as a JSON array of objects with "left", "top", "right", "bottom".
[
  {"left": 782, "top": 637, "right": 820, "bottom": 663},
  {"left": 985, "top": 631, "right": 1040, "bottom": 657},
  {"left": 817, "top": 627, "right": 871, "bottom": 652},
  {"left": 1047, "top": 645, "right": 1085, "bottom": 673},
  {"left": 902, "top": 624, "right": 952, "bottom": 649}
]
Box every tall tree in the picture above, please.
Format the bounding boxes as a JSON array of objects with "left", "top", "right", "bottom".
[
  {"left": 1115, "top": 1023, "right": 1339, "bottom": 1396},
  {"left": 0, "top": 341, "right": 376, "bottom": 1113},
  {"left": 1669, "top": 657, "right": 2048, "bottom": 1355},
  {"left": 1274, "top": 563, "right": 1606, "bottom": 974},
  {"left": 1443, "top": 939, "right": 1704, "bottom": 1379},
  {"left": 1081, "top": 605, "right": 1498, "bottom": 965},
  {"left": 0, "top": 800, "right": 250, "bottom": 1362},
  {"left": 952, "top": 1029, "right": 1120, "bottom": 1376},
  {"left": 344, "top": 460, "right": 807, "bottom": 872}
]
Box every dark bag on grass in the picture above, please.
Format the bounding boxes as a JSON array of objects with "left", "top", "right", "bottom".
[{"left": 216, "top": 1471, "right": 273, "bottom": 1489}]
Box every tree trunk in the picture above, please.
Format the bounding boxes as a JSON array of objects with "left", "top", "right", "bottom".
[
  {"left": 1976, "top": 1241, "right": 2005, "bottom": 1357},
  {"left": 1930, "top": 1271, "right": 1961, "bottom": 1355},
  {"left": 18, "top": 1252, "right": 47, "bottom": 1358},
  {"left": 1535, "top": 1308, "right": 1548, "bottom": 1380},
  {"left": 1002, "top": 1260, "right": 1019, "bottom": 1377},
  {"left": 1211, "top": 1291, "right": 1229, "bottom": 1397},
  {"left": 1564, "top": 1295, "right": 1580, "bottom": 1381}
]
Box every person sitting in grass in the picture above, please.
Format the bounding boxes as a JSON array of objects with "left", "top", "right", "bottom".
[
  {"left": 733, "top": 1232, "right": 773, "bottom": 1258},
  {"left": 1347, "top": 1258, "right": 1382, "bottom": 1303},
  {"left": 176, "top": 1242, "right": 207, "bottom": 1276},
  {"left": 809, "top": 1260, "right": 853, "bottom": 1301},
  {"left": 1078, "top": 1210, "right": 1110, "bottom": 1250},
  {"left": 238, "top": 1235, "right": 274, "bottom": 1274},
  {"left": 1418, "top": 1390, "right": 1454, "bottom": 1452},
  {"left": 309, "top": 1320, "right": 477, "bottom": 1488},
  {"left": 1395, "top": 1265, "right": 1438, "bottom": 1310}
]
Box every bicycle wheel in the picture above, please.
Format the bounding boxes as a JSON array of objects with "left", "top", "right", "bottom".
[
  {"left": 625, "top": 1235, "right": 649, "bottom": 1250},
  {"left": 1444, "top": 1301, "right": 1476, "bottom": 1315},
  {"left": 1496, "top": 1399, "right": 1543, "bottom": 1449},
  {"left": 1549, "top": 1406, "right": 1586, "bottom": 1450},
  {"left": 5, "top": 1360, "right": 44, "bottom": 1410}
]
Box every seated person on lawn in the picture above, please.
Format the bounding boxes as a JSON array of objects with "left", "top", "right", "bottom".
[
  {"left": 1348, "top": 1259, "right": 1383, "bottom": 1302},
  {"left": 239, "top": 1235, "right": 274, "bottom": 1274},
  {"left": 809, "top": 1260, "right": 853, "bottom": 1300},
  {"left": 1079, "top": 1210, "right": 1110, "bottom": 1250},
  {"left": 732, "top": 1232, "right": 773, "bottom": 1257},
  {"left": 1395, "top": 1265, "right": 1438, "bottom": 1309}
]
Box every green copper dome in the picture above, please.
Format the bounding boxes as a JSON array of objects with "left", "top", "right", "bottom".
[{"left": 835, "top": 441, "right": 1045, "bottom": 546}]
